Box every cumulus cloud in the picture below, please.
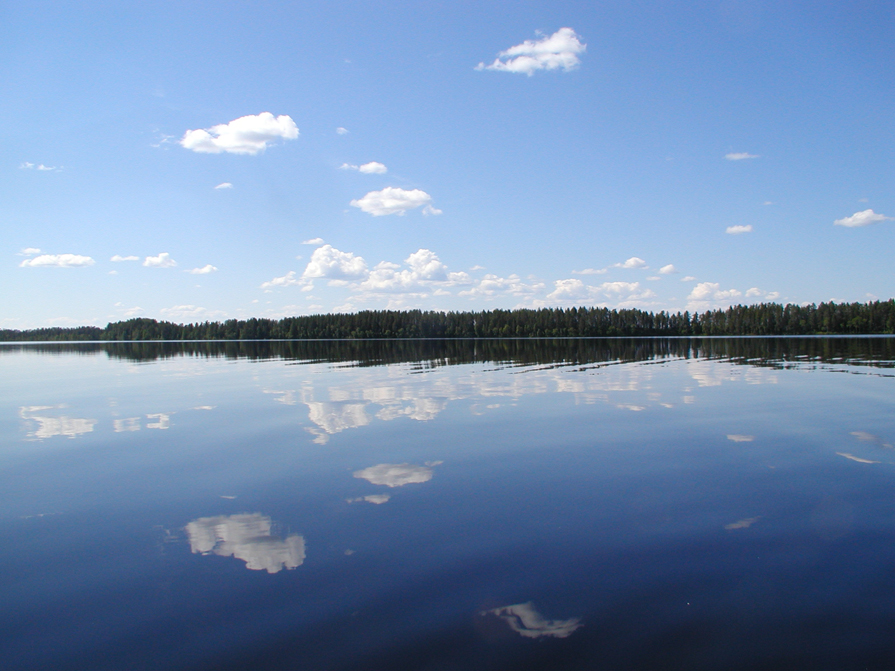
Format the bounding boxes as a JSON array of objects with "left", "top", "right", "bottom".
[
  {"left": 460, "top": 274, "right": 545, "bottom": 299},
  {"left": 834, "top": 209, "right": 892, "bottom": 227},
  {"left": 341, "top": 161, "right": 387, "bottom": 174},
  {"left": 350, "top": 187, "right": 435, "bottom": 216},
  {"left": 614, "top": 257, "right": 647, "bottom": 269},
  {"left": 422, "top": 204, "right": 443, "bottom": 216},
  {"left": 187, "top": 264, "right": 218, "bottom": 274},
  {"left": 180, "top": 112, "right": 299, "bottom": 155},
  {"left": 356, "top": 249, "right": 468, "bottom": 294},
  {"left": 17, "top": 248, "right": 41, "bottom": 256},
  {"left": 687, "top": 282, "right": 744, "bottom": 310},
  {"left": 111, "top": 255, "right": 139, "bottom": 262},
  {"left": 746, "top": 287, "right": 762, "bottom": 297},
  {"left": 144, "top": 252, "right": 177, "bottom": 268},
  {"left": 214, "top": 182, "right": 233, "bottom": 189},
  {"left": 186, "top": 513, "right": 305, "bottom": 574},
  {"left": 725, "top": 152, "right": 759, "bottom": 160},
  {"left": 659, "top": 264, "right": 677, "bottom": 274},
  {"left": 572, "top": 268, "right": 607, "bottom": 275},
  {"left": 302, "top": 244, "right": 368, "bottom": 281},
  {"left": 20, "top": 254, "right": 95, "bottom": 268},
  {"left": 476, "top": 28, "right": 586, "bottom": 76},
  {"left": 726, "top": 225, "right": 753, "bottom": 234},
  {"left": 681, "top": 276, "right": 697, "bottom": 282},
  {"left": 336, "top": 127, "right": 349, "bottom": 135}
]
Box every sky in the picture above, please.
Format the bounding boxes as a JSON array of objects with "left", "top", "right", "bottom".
[{"left": 3, "top": 0, "right": 894, "bottom": 328}]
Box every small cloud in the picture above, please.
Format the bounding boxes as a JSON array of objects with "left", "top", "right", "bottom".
[
  {"left": 260, "top": 271, "right": 301, "bottom": 290},
  {"left": 360, "top": 161, "right": 387, "bottom": 174},
  {"left": 180, "top": 112, "right": 298, "bottom": 155},
  {"left": 483, "top": 602, "right": 582, "bottom": 639},
  {"left": 422, "top": 204, "right": 442, "bottom": 216},
  {"left": 681, "top": 276, "right": 697, "bottom": 282},
  {"left": 20, "top": 254, "right": 95, "bottom": 268},
  {"left": 302, "top": 238, "right": 325, "bottom": 245},
  {"left": 470, "top": 265, "right": 485, "bottom": 271},
  {"left": 144, "top": 252, "right": 177, "bottom": 268},
  {"left": 858, "top": 198, "right": 869, "bottom": 203},
  {"left": 350, "top": 187, "right": 435, "bottom": 216},
  {"left": 159, "top": 305, "right": 225, "bottom": 321},
  {"left": 214, "top": 182, "right": 233, "bottom": 189},
  {"left": 834, "top": 209, "right": 892, "bottom": 228},
  {"left": 659, "top": 264, "right": 677, "bottom": 274},
  {"left": 17, "top": 247, "right": 41, "bottom": 256},
  {"left": 646, "top": 276, "right": 661, "bottom": 281},
  {"left": 727, "top": 434, "right": 755, "bottom": 442},
  {"left": 111, "top": 255, "right": 139, "bottom": 262},
  {"left": 353, "top": 463, "right": 434, "bottom": 487},
  {"left": 571, "top": 268, "right": 607, "bottom": 275},
  {"left": 726, "top": 225, "right": 753, "bottom": 235},
  {"left": 476, "top": 28, "right": 586, "bottom": 76},
  {"left": 20, "top": 162, "right": 59, "bottom": 171},
  {"left": 725, "top": 152, "right": 759, "bottom": 160},
  {"left": 187, "top": 264, "right": 218, "bottom": 274},
  {"left": 336, "top": 127, "right": 349, "bottom": 135},
  {"left": 763, "top": 201, "right": 774, "bottom": 205},
  {"left": 614, "top": 257, "right": 647, "bottom": 269},
  {"left": 745, "top": 287, "right": 762, "bottom": 297}
]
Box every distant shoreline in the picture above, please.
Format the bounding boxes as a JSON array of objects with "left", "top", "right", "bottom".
[{"left": 3, "top": 300, "right": 894, "bottom": 341}]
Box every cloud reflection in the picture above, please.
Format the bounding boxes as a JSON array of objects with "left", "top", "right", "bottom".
[
  {"left": 483, "top": 602, "right": 582, "bottom": 638},
  {"left": 353, "top": 463, "right": 437, "bottom": 487},
  {"left": 19, "top": 405, "right": 96, "bottom": 440},
  {"left": 185, "top": 513, "right": 305, "bottom": 573}
]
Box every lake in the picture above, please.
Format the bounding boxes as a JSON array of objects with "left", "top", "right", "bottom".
[{"left": 2, "top": 337, "right": 895, "bottom": 670}]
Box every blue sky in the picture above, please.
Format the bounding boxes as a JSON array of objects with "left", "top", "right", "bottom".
[{"left": 3, "top": 1, "right": 894, "bottom": 328}]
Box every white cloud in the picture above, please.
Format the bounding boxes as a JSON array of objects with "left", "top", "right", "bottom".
[
  {"left": 746, "top": 287, "right": 762, "bottom": 297},
  {"left": 460, "top": 274, "right": 545, "bottom": 298},
  {"left": 20, "top": 254, "right": 95, "bottom": 268},
  {"left": 571, "top": 268, "right": 607, "bottom": 275},
  {"left": 476, "top": 28, "right": 586, "bottom": 76},
  {"left": 681, "top": 276, "right": 697, "bottom": 282},
  {"left": 302, "top": 244, "right": 368, "bottom": 281},
  {"left": 187, "top": 264, "right": 218, "bottom": 274},
  {"left": 336, "top": 127, "right": 349, "bottom": 135},
  {"left": 214, "top": 182, "right": 233, "bottom": 189},
  {"left": 302, "top": 237, "right": 325, "bottom": 245},
  {"left": 111, "top": 255, "right": 139, "bottom": 262},
  {"left": 353, "top": 463, "right": 434, "bottom": 487},
  {"left": 659, "top": 264, "right": 677, "bottom": 274},
  {"left": 834, "top": 209, "right": 892, "bottom": 227},
  {"left": 20, "top": 162, "right": 59, "bottom": 171},
  {"left": 340, "top": 161, "right": 387, "bottom": 174},
  {"left": 17, "top": 247, "right": 41, "bottom": 256},
  {"left": 356, "top": 249, "right": 468, "bottom": 294},
  {"left": 350, "top": 187, "right": 434, "bottom": 216},
  {"left": 144, "top": 252, "right": 177, "bottom": 268},
  {"left": 726, "top": 225, "right": 753, "bottom": 235},
  {"left": 687, "top": 282, "right": 743, "bottom": 310},
  {"left": 260, "top": 271, "right": 302, "bottom": 290},
  {"left": 614, "top": 257, "right": 647, "bottom": 269},
  {"left": 180, "top": 112, "right": 299, "bottom": 155},
  {"left": 422, "top": 204, "right": 443, "bottom": 216},
  {"left": 725, "top": 152, "right": 759, "bottom": 160},
  {"left": 766, "top": 291, "right": 779, "bottom": 301}
]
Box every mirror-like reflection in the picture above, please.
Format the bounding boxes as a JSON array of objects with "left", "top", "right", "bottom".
[
  {"left": 482, "top": 602, "right": 583, "bottom": 639},
  {"left": 353, "top": 462, "right": 440, "bottom": 487},
  {"left": 185, "top": 514, "right": 306, "bottom": 574}
]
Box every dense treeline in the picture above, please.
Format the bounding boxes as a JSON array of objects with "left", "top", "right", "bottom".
[{"left": 2, "top": 300, "right": 894, "bottom": 342}]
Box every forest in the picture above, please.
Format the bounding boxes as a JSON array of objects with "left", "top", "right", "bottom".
[{"left": 2, "top": 300, "right": 894, "bottom": 342}]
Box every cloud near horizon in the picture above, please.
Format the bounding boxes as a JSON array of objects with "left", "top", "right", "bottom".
[
  {"left": 476, "top": 28, "right": 586, "bottom": 76},
  {"left": 20, "top": 254, "right": 95, "bottom": 268},
  {"left": 180, "top": 112, "right": 298, "bottom": 155},
  {"left": 834, "top": 209, "right": 892, "bottom": 227}
]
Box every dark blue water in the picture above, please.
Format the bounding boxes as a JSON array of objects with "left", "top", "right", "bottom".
[{"left": 2, "top": 338, "right": 895, "bottom": 670}]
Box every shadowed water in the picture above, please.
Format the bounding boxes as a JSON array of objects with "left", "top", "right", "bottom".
[{"left": 2, "top": 338, "right": 895, "bottom": 670}]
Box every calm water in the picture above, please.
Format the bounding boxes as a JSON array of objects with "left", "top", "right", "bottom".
[{"left": 2, "top": 338, "right": 895, "bottom": 670}]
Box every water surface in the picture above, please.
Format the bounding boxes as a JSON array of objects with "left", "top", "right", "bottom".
[{"left": 2, "top": 338, "right": 895, "bottom": 670}]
